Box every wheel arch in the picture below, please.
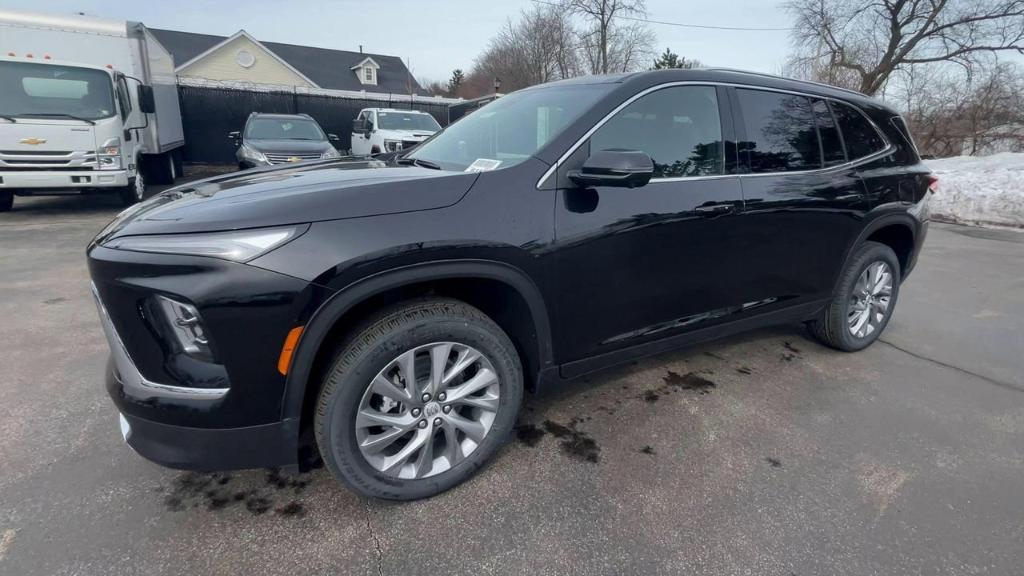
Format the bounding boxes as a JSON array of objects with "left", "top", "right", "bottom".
[
  {"left": 836, "top": 212, "right": 918, "bottom": 292},
  {"left": 280, "top": 259, "right": 554, "bottom": 431}
]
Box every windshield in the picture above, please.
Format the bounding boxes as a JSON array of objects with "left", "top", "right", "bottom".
[
  {"left": 0, "top": 61, "right": 116, "bottom": 120},
  {"left": 245, "top": 117, "right": 326, "bottom": 140},
  {"left": 408, "top": 84, "right": 612, "bottom": 172},
  {"left": 377, "top": 111, "right": 441, "bottom": 132}
]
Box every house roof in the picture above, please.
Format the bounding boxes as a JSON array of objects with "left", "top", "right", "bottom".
[{"left": 149, "top": 28, "right": 420, "bottom": 94}]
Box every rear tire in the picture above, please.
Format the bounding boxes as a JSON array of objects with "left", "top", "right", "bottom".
[
  {"left": 0, "top": 190, "right": 12, "bottom": 212},
  {"left": 315, "top": 298, "right": 523, "bottom": 500},
  {"left": 144, "top": 152, "right": 176, "bottom": 185},
  {"left": 809, "top": 241, "right": 901, "bottom": 351}
]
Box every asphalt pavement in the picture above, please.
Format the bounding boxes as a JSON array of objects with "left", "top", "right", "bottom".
[{"left": 1, "top": 185, "right": 1022, "bottom": 576}]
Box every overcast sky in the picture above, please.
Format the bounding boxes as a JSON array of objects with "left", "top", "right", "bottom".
[{"left": 7, "top": 0, "right": 796, "bottom": 81}]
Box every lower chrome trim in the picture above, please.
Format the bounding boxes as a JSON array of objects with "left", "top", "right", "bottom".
[{"left": 92, "top": 283, "right": 229, "bottom": 401}]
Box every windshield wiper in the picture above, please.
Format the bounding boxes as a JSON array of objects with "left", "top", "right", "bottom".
[
  {"left": 0, "top": 115, "right": 16, "bottom": 123},
  {"left": 18, "top": 113, "right": 95, "bottom": 125},
  {"left": 397, "top": 157, "right": 442, "bottom": 170}
]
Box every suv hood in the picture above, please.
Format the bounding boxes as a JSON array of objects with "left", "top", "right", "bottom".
[{"left": 101, "top": 161, "right": 478, "bottom": 239}]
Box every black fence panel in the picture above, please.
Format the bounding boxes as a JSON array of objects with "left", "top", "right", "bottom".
[{"left": 178, "top": 85, "right": 451, "bottom": 164}]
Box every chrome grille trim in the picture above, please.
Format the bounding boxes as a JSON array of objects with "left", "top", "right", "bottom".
[{"left": 0, "top": 150, "right": 98, "bottom": 170}]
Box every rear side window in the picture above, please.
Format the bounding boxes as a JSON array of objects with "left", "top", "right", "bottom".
[
  {"left": 831, "top": 101, "right": 886, "bottom": 160},
  {"left": 590, "top": 85, "right": 724, "bottom": 178},
  {"left": 811, "top": 99, "right": 845, "bottom": 166},
  {"left": 736, "top": 89, "right": 820, "bottom": 173}
]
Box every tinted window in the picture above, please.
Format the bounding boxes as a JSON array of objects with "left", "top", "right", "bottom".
[
  {"left": 832, "top": 101, "right": 886, "bottom": 160},
  {"left": 590, "top": 85, "right": 723, "bottom": 178},
  {"left": 377, "top": 111, "right": 441, "bottom": 131},
  {"left": 737, "top": 89, "right": 819, "bottom": 172},
  {"left": 245, "top": 117, "right": 325, "bottom": 140},
  {"left": 812, "top": 99, "right": 845, "bottom": 166}
]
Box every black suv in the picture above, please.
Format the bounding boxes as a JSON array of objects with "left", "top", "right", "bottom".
[
  {"left": 88, "top": 69, "right": 933, "bottom": 500},
  {"left": 230, "top": 112, "right": 341, "bottom": 169}
]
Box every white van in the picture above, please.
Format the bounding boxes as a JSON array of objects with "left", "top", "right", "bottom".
[{"left": 350, "top": 108, "right": 441, "bottom": 156}]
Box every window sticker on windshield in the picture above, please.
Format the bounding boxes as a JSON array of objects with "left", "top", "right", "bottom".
[{"left": 465, "top": 158, "right": 502, "bottom": 173}]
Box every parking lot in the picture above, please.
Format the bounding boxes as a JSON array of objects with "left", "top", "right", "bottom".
[{"left": 1, "top": 182, "right": 1022, "bottom": 575}]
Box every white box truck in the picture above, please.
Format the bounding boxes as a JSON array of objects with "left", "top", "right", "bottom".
[{"left": 0, "top": 9, "right": 184, "bottom": 211}]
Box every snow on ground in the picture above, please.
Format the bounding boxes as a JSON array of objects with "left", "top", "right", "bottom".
[{"left": 926, "top": 152, "right": 1024, "bottom": 228}]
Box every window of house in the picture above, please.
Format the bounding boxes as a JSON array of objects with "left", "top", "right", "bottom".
[
  {"left": 363, "top": 67, "right": 374, "bottom": 83},
  {"left": 589, "top": 85, "right": 724, "bottom": 178},
  {"left": 811, "top": 98, "right": 845, "bottom": 167},
  {"left": 831, "top": 101, "right": 887, "bottom": 160},
  {"left": 736, "top": 89, "right": 820, "bottom": 173}
]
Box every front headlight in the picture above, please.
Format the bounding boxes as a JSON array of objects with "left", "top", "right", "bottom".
[
  {"left": 239, "top": 143, "right": 268, "bottom": 164},
  {"left": 102, "top": 224, "right": 309, "bottom": 262},
  {"left": 98, "top": 137, "right": 122, "bottom": 170},
  {"left": 321, "top": 147, "right": 341, "bottom": 159},
  {"left": 384, "top": 139, "right": 403, "bottom": 152}
]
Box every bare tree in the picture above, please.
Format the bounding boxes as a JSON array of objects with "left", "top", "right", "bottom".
[
  {"left": 786, "top": 0, "right": 1024, "bottom": 95},
  {"left": 568, "top": 0, "right": 654, "bottom": 74},
  {"left": 466, "top": 4, "right": 580, "bottom": 96}
]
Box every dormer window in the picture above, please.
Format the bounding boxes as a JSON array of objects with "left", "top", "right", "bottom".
[{"left": 352, "top": 57, "right": 380, "bottom": 86}]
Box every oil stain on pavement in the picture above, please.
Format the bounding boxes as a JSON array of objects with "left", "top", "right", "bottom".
[{"left": 159, "top": 469, "right": 312, "bottom": 517}]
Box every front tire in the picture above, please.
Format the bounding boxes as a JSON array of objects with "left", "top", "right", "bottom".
[
  {"left": 315, "top": 298, "right": 523, "bottom": 500},
  {"left": 810, "top": 241, "right": 901, "bottom": 351},
  {"left": 118, "top": 169, "right": 145, "bottom": 207}
]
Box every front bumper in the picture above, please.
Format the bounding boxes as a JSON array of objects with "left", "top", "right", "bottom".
[
  {"left": 88, "top": 242, "right": 327, "bottom": 471},
  {"left": 0, "top": 169, "right": 128, "bottom": 190},
  {"left": 112, "top": 362, "right": 298, "bottom": 471}
]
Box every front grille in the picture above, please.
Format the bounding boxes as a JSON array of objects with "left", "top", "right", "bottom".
[
  {"left": 265, "top": 153, "right": 322, "bottom": 165},
  {"left": 0, "top": 149, "right": 97, "bottom": 170}
]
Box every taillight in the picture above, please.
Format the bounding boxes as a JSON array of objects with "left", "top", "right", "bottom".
[{"left": 926, "top": 174, "right": 938, "bottom": 194}]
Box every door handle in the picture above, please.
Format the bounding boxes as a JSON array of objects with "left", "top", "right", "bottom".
[{"left": 694, "top": 203, "right": 735, "bottom": 216}]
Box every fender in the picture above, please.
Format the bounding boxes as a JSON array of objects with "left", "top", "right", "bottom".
[
  {"left": 280, "top": 259, "right": 554, "bottom": 422},
  {"left": 832, "top": 207, "right": 919, "bottom": 294}
]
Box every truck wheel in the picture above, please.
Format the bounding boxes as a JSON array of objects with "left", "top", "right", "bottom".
[
  {"left": 809, "top": 241, "right": 901, "bottom": 352},
  {"left": 315, "top": 298, "right": 523, "bottom": 500},
  {"left": 0, "top": 190, "right": 12, "bottom": 212},
  {"left": 145, "top": 152, "right": 176, "bottom": 185},
  {"left": 118, "top": 170, "right": 146, "bottom": 207}
]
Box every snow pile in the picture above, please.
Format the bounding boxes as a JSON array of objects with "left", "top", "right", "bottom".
[{"left": 926, "top": 152, "right": 1024, "bottom": 228}]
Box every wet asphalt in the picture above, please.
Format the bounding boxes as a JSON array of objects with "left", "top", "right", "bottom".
[{"left": 1, "top": 184, "right": 1022, "bottom": 575}]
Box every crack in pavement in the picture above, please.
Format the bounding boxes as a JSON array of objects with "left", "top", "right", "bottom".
[
  {"left": 363, "top": 500, "right": 385, "bottom": 576},
  {"left": 879, "top": 339, "right": 1023, "bottom": 393}
]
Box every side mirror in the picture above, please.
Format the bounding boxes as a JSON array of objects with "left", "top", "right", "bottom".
[
  {"left": 352, "top": 119, "right": 364, "bottom": 133},
  {"left": 137, "top": 85, "right": 156, "bottom": 114},
  {"left": 568, "top": 149, "right": 654, "bottom": 189},
  {"left": 328, "top": 133, "right": 339, "bottom": 142}
]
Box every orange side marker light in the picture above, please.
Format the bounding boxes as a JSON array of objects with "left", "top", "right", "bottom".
[{"left": 277, "top": 326, "right": 304, "bottom": 375}]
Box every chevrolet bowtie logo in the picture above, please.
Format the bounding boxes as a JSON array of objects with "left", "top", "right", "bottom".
[
  {"left": 20, "top": 138, "right": 47, "bottom": 145},
  {"left": 287, "top": 156, "right": 301, "bottom": 163}
]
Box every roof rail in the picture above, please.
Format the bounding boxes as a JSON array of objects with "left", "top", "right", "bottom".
[{"left": 702, "top": 67, "right": 867, "bottom": 97}]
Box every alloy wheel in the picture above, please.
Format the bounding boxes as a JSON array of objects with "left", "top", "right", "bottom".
[
  {"left": 355, "top": 342, "right": 501, "bottom": 480},
  {"left": 848, "top": 261, "right": 893, "bottom": 338}
]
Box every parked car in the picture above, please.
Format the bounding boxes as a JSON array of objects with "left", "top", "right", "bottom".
[
  {"left": 88, "top": 69, "right": 933, "bottom": 500},
  {"left": 350, "top": 108, "right": 440, "bottom": 156},
  {"left": 232, "top": 112, "right": 340, "bottom": 169}
]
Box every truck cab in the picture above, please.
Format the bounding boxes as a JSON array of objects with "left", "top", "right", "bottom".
[{"left": 350, "top": 108, "right": 441, "bottom": 156}]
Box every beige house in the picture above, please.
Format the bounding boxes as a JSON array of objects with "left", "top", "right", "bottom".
[{"left": 149, "top": 28, "right": 420, "bottom": 94}]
